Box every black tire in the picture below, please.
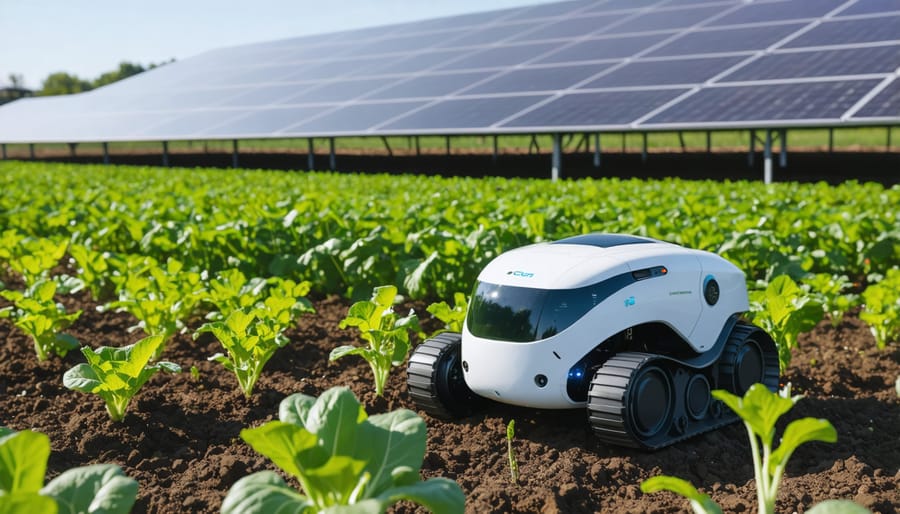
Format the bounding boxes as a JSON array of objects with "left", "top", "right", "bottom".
[{"left": 407, "top": 332, "right": 480, "bottom": 419}]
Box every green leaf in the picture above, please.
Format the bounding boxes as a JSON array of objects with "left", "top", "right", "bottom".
[
  {"left": 361, "top": 409, "right": 426, "bottom": 494},
  {"left": 41, "top": 464, "right": 138, "bottom": 514},
  {"left": 329, "top": 345, "right": 369, "bottom": 362},
  {"left": 371, "top": 478, "right": 465, "bottom": 514},
  {"left": 641, "top": 476, "right": 722, "bottom": 514},
  {"left": 304, "top": 388, "right": 367, "bottom": 459},
  {"left": 62, "top": 364, "right": 103, "bottom": 393},
  {"left": 713, "top": 384, "right": 798, "bottom": 447},
  {"left": 220, "top": 471, "right": 311, "bottom": 514},
  {"left": 240, "top": 422, "right": 322, "bottom": 480},
  {"left": 769, "top": 418, "right": 837, "bottom": 474},
  {"left": 0, "top": 429, "right": 50, "bottom": 495},
  {"left": 0, "top": 492, "right": 58, "bottom": 514},
  {"left": 278, "top": 393, "right": 317, "bottom": 427}
]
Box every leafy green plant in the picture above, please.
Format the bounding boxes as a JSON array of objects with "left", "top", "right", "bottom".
[
  {"left": 0, "top": 280, "right": 81, "bottom": 361},
  {"left": 641, "top": 383, "right": 838, "bottom": 514},
  {"left": 507, "top": 420, "right": 519, "bottom": 485},
  {"left": 0, "top": 426, "right": 138, "bottom": 514},
  {"left": 426, "top": 292, "right": 468, "bottom": 336},
  {"left": 201, "top": 268, "right": 268, "bottom": 320},
  {"left": 860, "top": 268, "right": 900, "bottom": 349},
  {"left": 3, "top": 237, "right": 68, "bottom": 286},
  {"left": 68, "top": 243, "right": 122, "bottom": 301},
  {"left": 222, "top": 387, "right": 464, "bottom": 514},
  {"left": 747, "top": 275, "right": 823, "bottom": 371},
  {"left": 331, "top": 285, "right": 419, "bottom": 397},
  {"left": 802, "top": 273, "right": 860, "bottom": 328},
  {"left": 63, "top": 335, "right": 181, "bottom": 421},
  {"left": 103, "top": 256, "right": 206, "bottom": 358}
]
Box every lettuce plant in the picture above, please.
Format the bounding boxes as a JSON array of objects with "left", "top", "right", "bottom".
[
  {"left": 331, "top": 285, "right": 419, "bottom": 397},
  {"left": 426, "top": 292, "right": 468, "bottom": 336},
  {"left": 0, "top": 280, "right": 81, "bottom": 361},
  {"left": 63, "top": 335, "right": 181, "bottom": 421},
  {"left": 802, "top": 273, "right": 860, "bottom": 328},
  {"left": 3, "top": 237, "right": 68, "bottom": 286},
  {"left": 0, "top": 426, "right": 138, "bottom": 514},
  {"left": 68, "top": 243, "right": 122, "bottom": 301},
  {"left": 641, "top": 383, "right": 838, "bottom": 514},
  {"left": 860, "top": 268, "right": 900, "bottom": 350},
  {"left": 747, "top": 275, "right": 823, "bottom": 371},
  {"left": 222, "top": 387, "right": 464, "bottom": 514}
]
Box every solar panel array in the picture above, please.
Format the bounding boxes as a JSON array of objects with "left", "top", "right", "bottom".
[{"left": 1, "top": 0, "right": 898, "bottom": 143}]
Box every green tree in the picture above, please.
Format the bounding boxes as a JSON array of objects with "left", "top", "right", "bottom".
[
  {"left": 39, "top": 72, "right": 92, "bottom": 96},
  {"left": 92, "top": 61, "right": 146, "bottom": 88}
]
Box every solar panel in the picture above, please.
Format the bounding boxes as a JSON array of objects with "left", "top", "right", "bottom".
[
  {"left": 645, "top": 79, "right": 882, "bottom": 125},
  {"left": 0, "top": 0, "right": 897, "bottom": 145}
]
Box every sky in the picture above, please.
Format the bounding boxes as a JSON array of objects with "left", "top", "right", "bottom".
[{"left": 0, "top": 0, "right": 552, "bottom": 89}]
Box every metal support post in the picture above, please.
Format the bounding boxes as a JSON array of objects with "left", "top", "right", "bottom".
[
  {"left": 529, "top": 135, "right": 540, "bottom": 154},
  {"left": 29, "top": 143, "right": 35, "bottom": 160},
  {"left": 381, "top": 136, "right": 393, "bottom": 157},
  {"left": 747, "top": 130, "right": 755, "bottom": 167},
  {"left": 621, "top": 133, "right": 626, "bottom": 153},
  {"left": 328, "top": 137, "right": 336, "bottom": 170},
  {"left": 162, "top": 141, "right": 169, "bottom": 167},
  {"left": 887, "top": 126, "right": 892, "bottom": 151},
  {"left": 593, "top": 133, "right": 601, "bottom": 168},
  {"left": 828, "top": 128, "right": 834, "bottom": 153},
  {"left": 641, "top": 133, "right": 648, "bottom": 163},
  {"left": 706, "top": 131, "right": 711, "bottom": 153},
  {"left": 492, "top": 135, "right": 498, "bottom": 164},
  {"left": 69, "top": 143, "right": 77, "bottom": 157},
  {"left": 415, "top": 136, "right": 421, "bottom": 157},
  {"left": 678, "top": 131, "right": 686, "bottom": 152},
  {"left": 779, "top": 129, "right": 787, "bottom": 168},
  {"left": 1, "top": 143, "right": 6, "bottom": 160},
  {"left": 551, "top": 133, "right": 562, "bottom": 182},
  {"left": 103, "top": 143, "right": 110, "bottom": 165},
  {"left": 446, "top": 136, "right": 451, "bottom": 156},
  {"left": 307, "top": 139, "right": 315, "bottom": 170},
  {"left": 232, "top": 139, "right": 239, "bottom": 168},
  {"left": 763, "top": 129, "right": 773, "bottom": 184}
]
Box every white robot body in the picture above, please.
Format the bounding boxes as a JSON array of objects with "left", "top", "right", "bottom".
[{"left": 460, "top": 235, "right": 748, "bottom": 409}]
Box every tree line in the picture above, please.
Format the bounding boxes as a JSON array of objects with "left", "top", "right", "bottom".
[{"left": 6, "top": 59, "right": 175, "bottom": 97}]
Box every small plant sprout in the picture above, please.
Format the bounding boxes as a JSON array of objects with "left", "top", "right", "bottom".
[
  {"left": 426, "top": 292, "right": 469, "bottom": 336},
  {"left": 641, "top": 383, "right": 838, "bottom": 514},
  {"left": 0, "top": 280, "right": 81, "bottom": 361},
  {"left": 507, "top": 420, "right": 519, "bottom": 485},
  {"left": 331, "top": 285, "right": 420, "bottom": 397},
  {"left": 0, "top": 426, "right": 138, "bottom": 513},
  {"left": 747, "top": 275, "right": 823, "bottom": 372},
  {"left": 63, "top": 335, "right": 181, "bottom": 422},
  {"left": 222, "top": 387, "right": 464, "bottom": 514},
  {"left": 859, "top": 268, "right": 900, "bottom": 350}
]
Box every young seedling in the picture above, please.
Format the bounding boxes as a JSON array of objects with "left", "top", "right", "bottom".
[
  {"left": 63, "top": 335, "right": 181, "bottom": 421},
  {"left": 0, "top": 280, "right": 81, "bottom": 361},
  {"left": 747, "top": 275, "right": 823, "bottom": 371},
  {"left": 68, "top": 243, "right": 122, "bottom": 301},
  {"left": 507, "top": 420, "right": 519, "bottom": 485},
  {"left": 222, "top": 387, "right": 464, "bottom": 514},
  {"left": 194, "top": 309, "right": 290, "bottom": 398},
  {"left": 641, "top": 383, "right": 838, "bottom": 514},
  {"left": 0, "top": 426, "right": 138, "bottom": 513},
  {"left": 4, "top": 237, "right": 68, "bottom": 286},
  {"left": 860, "top": 268, "right": 900, "bottom": 350},
  {"left": 426, "top": 292, "right": 468, "bottom": 336},
  {"left": 802, "top": 273, "right": 859, "bottom": 328},
  {"left": 331, "top": 285, "right": 420, "bottom": 397}
]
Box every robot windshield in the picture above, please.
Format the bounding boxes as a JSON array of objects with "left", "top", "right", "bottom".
[{"left": 467, "top": 281, "right": 606, "bottom": 342}]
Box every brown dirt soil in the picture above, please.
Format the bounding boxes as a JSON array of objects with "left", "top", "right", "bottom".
[{"left": 1, "top": 291, "right": 898, "bottom": 514}]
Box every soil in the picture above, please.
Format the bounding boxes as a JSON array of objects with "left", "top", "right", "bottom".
[{"left": 1, "top": 288, "right": 898, "bottom": 514}]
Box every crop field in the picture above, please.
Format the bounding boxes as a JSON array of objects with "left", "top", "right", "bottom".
[{"left": 0, "top": 161, "right": 898, "bottom": 513}]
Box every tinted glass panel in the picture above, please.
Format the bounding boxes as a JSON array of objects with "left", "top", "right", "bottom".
[
  {"left": 508, "top": 14, "right": 619, "bottom": 42},
  {"left": 709, "top": 0, "right": 846, "bottom": 25},
  {"left": 604, "top": 5, "right": 727, "bottom": 34},
  {"left": 537, "top": 33, "right": 672, "bottom": 63},
  {"left": 465, "top": 63, "right": 613, "bottom": 94},
  {"left": 583, "top": 56, "right": 745, "bottom": 87},
  {"left": 383, "top": 95, "right": 547, "bottom": 130},
  {"left": 838, "top": 0, "right": 900, "bottom": 15},
  {"left": 286, "top": 101, "right": 425, "bottom": 133},
  {"left": 435, "top": 41, "right": 563, "bottom": 70},
  {"left": 721, "top": 45, "right": 900, "bottom": 81},
  {"left": 203, "top": 106, "right": 328, "bottom": 136},
  {"left": 782, "top": 16, "right": 900, "bottom": 47},
  {"left": 366, "top": 71, "right": 496, "bottom": 100},
  {"left": 852, "top": 79, "right": 900, "bottom": 118},
  {"left": 646, "top": 23, "right": 806, "bottom": 57},
  {"left": 502, "top": 89, "right": 687, "bottom": 128}
]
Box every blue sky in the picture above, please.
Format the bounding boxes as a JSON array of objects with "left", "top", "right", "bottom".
[{"left": 0, "top": 0, "right": 549, "bottom": 89}]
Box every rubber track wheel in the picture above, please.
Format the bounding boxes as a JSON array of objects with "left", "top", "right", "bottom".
[
  {"left": 407, "top": 332, "right": 479, "bottom": 419},
  {"left": 718, "top": 321, "right": 779, "bottom": 395}
]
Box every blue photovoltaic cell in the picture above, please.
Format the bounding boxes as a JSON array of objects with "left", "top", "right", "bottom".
[
  {"left": 432, "top": 21, "right": 545, "bottom": 49},
  {"left": 286, "top": 101, "right": 426, "bottom": 133},
  {"left": 435, "top": 41, "right": 564, "bottom": 70},
  {"left": 219, "top": 84, "right": 315, "bottom": 107},
  {"left": 782, "top": 15, "right": 900, "bottom": 48},
  {"left": 214, "top": 65, "right": 306, "bottom": 86},
  {"left": 647, "top": 79, "right": 881, "bottom": 123},
  {"left": 583, "top": 55, "right": 745, "bottom": 88},
  {"left": 364, "top": 49, "right": 469, "bottom": 75},
  {"left": 352, "top": 32, "right": 458, "bottom": 56},
  {"left": 536, "top": 33, "right": 671, "bottom": 63},
  {"left": 604, "top": 5, "right": 729, "bottom": 34},
  {"left": 203, "top": 106, "right": 329, "bottom": 136},
  {"left": 411, "top": 8, "right": 521, "bottom": 31},
  {"left": 281, "top": 77, "right": 403, "bottom": 104},
  {"left": 134, "top": 109, "right": 253, "bottom": 138},
  {"left": 507, "top": 13, "right": 620, "bottom": 42},
  {"left": 838, "top": 0, "right": 900, "bottom": 15},
  {"left": 586, "top": 0, "right": 664, "bottom": 13},
  {"left": 721, "top": 45, "right": 900, "bottom": 81},
  {"left": 366, "top": 71, "right": 496, "bottom": 100},
  {"left": 282, "top": 56, "right": 389, "bottom": 81},
  {"left": 465, "top": 63, "right": 613, "bottom": 94},
  {"left": 852, "top": 79, "right": 900, "bottom": 118},
  {"left": 502, "top": 89, "right": 688, "bottom": 127},
  {"left": 646, "top": 23, "right": 806, "bottom": 57},
  {"left": 708, "top": 0, "right": 847, "bottom": 26},
  {"left": 383, "top": 95, "right": 548, "bottom": 130}
]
